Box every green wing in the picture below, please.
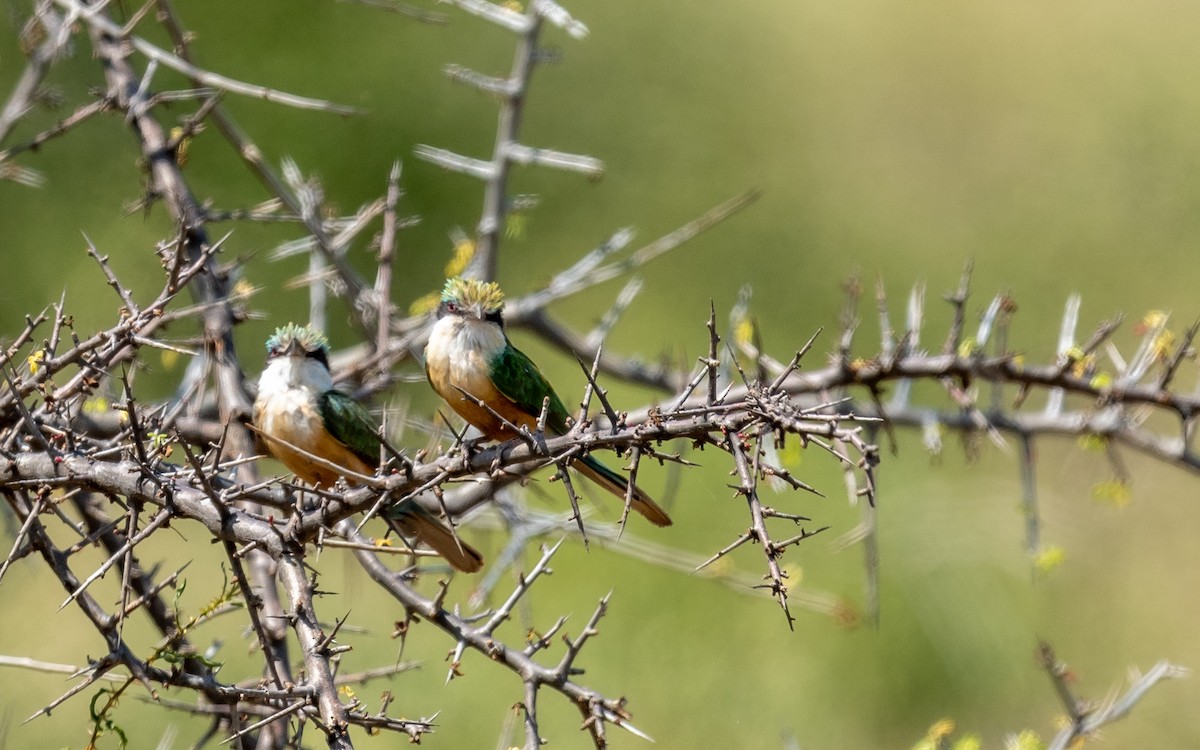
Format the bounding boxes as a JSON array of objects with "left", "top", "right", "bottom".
[
  {"left": 318, "top": 390, "right": 381, "bottom": 467},
  {"left": 491, "top": 342, "right": 571, "bottom": 434}
]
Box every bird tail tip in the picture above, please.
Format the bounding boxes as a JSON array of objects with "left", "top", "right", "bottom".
[
  {"left": 576, "top": 456, "right": 673, "bottom": 527},
  {"left": 388, "top": 506, "right": 484, "bottom": 573}
]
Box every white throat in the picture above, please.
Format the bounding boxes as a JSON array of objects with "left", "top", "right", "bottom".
[
  {"left": 427, "top": 315, "right": 507, "bottom": 365},
  {"left": 257, "top": 355, "right": 333, "bottom": 399}
]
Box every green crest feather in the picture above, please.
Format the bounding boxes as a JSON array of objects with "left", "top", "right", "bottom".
[
  {"left": 441, "top": 277, "right": 505, "bottom": 314},
  {"left": 266, "top": 323, "right": 328, "bottom": 353}
]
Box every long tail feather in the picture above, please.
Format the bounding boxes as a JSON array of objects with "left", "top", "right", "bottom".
[
  {"left": 575, "top": 455, "right": 673, "bottom": 527},
  {"left": 386, "top": 501, "right": 484, "bottom": 573}
]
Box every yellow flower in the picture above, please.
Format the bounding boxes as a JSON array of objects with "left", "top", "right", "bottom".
[
  {"left": 408, "top": 291, "right": 440, "bottom": 316},
  {"left": 1151, "top": 328, "right": 1177, "bottom": 364},
  {"left": 951, "top": 734, "right": 982, "bottom": 750},
  {"left": 1092, "top": 479, "right": 1131, "bottom": 507},
  {"left": 1070, "top": 353, "right": 1095, "bottom": 378},
  {"left": 26, "top": 350, "right": 44, "bottom": 375},
  {"left": 170, "top": 126, "right": 192, "bottom": 167},
  {"left": 445, "top": 236, "right": 476, "bottom": 277},
  {"left": 1139, "top": 309, "right": 1169, "bottom": 332},
  {"left": 733, "top": 316, "right": 754, "bottom": 349},
  {"left": 1076, "top": 434, "right": 1106, "bottom": 452},
  {"left": 232, "top": 278, "right": 256, "bottom": 299},
  {"left": 83, "top": 395, "right": 109, "bottom": 415},
  {"left": 1011, "top": 729, "right": 1045, "bottom": 750},
  {"left": 410, "top": 235, "right": 480, "bottom": 314},
  {"left": 1033, "top": 546, "right": 1066, "bottom": 576}
]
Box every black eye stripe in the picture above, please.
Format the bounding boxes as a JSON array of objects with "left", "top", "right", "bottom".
[{"left": 305, "top": 348, "right": 329, "bottom": 368}]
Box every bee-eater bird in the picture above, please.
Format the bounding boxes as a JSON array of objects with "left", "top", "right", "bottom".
[
  {"left": 254, "top": 323, "right": 483, "bottom": 572},
  {"left": 424, "top": 278, "right": 672, "bottom": 527}
]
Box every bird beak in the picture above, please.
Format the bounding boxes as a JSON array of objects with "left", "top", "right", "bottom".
[{"left": 283, "top": 338, "right": 306, "bottom": 357}]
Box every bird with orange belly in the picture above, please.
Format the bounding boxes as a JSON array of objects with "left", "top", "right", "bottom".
[
  {"left": 424, "top": 278, "right": 672, "bottom": 527},
  {"left": 254, "top": 323, "right": 483, "bottom": 572}
]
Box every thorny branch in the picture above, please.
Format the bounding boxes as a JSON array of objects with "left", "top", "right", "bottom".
[
  {"left": 1037, "top": 641, "right": 1188, "bottom": 750},
  {"left": 0, "top": 1, "right": 1190, "bottom": 748}
]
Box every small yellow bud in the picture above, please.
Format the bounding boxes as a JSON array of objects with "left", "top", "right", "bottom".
[
  {"left": 445, "top": 237, "right": 476, "bottom": 277},
  {"left": 170, "top": 126, "right": 192, "bottom": 167},
  {"left": 951, "top": 734, "right": 982, "bottom": 750},
  {"left": 1012, "top": 729, "right": 1046, "bottom": 750},
  {"left": 1092, "top": 479, "right": 1131, "bottom": 507},
  {"left": 83, "top": 395, "right": 109, "bottom": 415},
  {"left": 1077, "top": 434, "right": 1106, "bottom": 452},
  {"left": 733, "top": 316, "right": 754, "bottom": 349},
  {"left": 1151, "top": 328, "right": 1177, "bottom": 363},
  {"left": 26, "top": 350, "right": 44, "bottom": 375},
  {"left": 408, "top": 291, "right": 441, "bottom": 316},
  {"left": 1140, "top": 309, "right": 1169, "bottom": 331},
  {"left": 1033, "top": 546, "right": 1066, "bottom": 576},
  {"left": 1070, "top": 353, "right": 1095, "bottom": 378},
  {"left": 232, "top": 279, "right": 256, "bottom": 299}
]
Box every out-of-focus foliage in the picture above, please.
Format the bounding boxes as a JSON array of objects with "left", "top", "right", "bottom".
[{"left": 2, "top": 1, "right": 1199, "bottom": 748}]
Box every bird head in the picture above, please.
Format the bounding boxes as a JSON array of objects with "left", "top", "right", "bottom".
[
  {"left": 265, "top": 323, "right": 330, "bottom": 369},
  {"left": 438, "top": 277, "right": 505, "bottom": 325}
]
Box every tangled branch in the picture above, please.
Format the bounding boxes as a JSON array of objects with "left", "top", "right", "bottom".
[{"left": 0, "top": 1, "right": 1189, "bottom": 748}]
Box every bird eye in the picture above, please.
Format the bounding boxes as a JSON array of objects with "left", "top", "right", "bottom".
[{"left": 446, "top": 302, "right": 459, "bottom": 314}]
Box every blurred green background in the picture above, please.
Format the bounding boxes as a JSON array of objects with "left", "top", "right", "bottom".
[{"left": 3, "top": 0, "right": 1200, "bottom": 747}]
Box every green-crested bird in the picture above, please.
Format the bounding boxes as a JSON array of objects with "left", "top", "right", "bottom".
[
  {"left": 424, "top": 278, "right": 672, "bottom": 527},
  {"left": 254, "top": 323, "right": 483, "bottom": 572}
]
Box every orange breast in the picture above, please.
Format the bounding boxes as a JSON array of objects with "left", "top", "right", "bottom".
[
  {"left": 254, "top": 391, "right": 375, "bottom": 487},
  {"left": 427, "top": 349, "right": 533, "bottom": 441}
]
